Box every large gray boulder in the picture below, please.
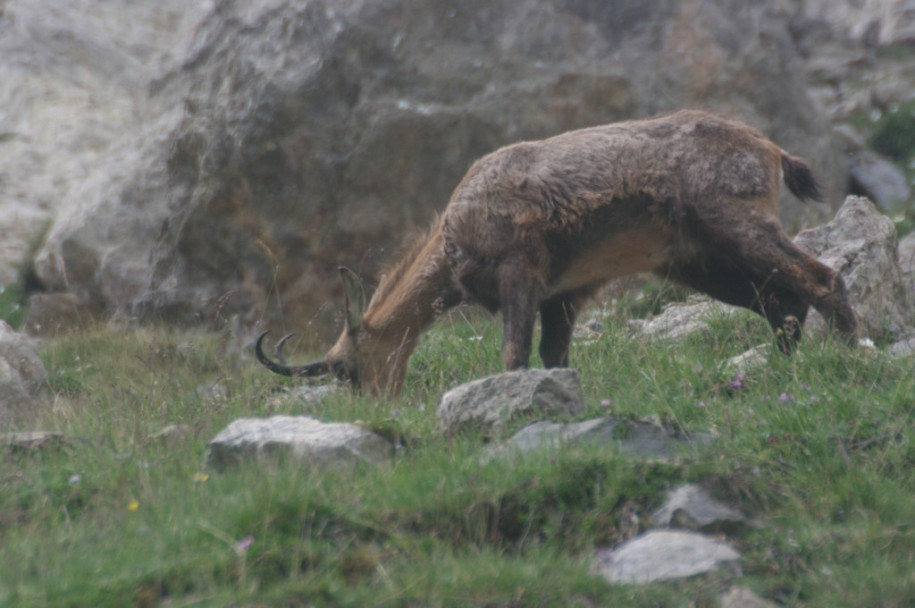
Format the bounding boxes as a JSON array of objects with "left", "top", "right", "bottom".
[
  {"left": 0, "top": 0, "right": 208, "bottom": 290},
  {"left": 22, "top": 0, "right": 846, "bottom": 337}
]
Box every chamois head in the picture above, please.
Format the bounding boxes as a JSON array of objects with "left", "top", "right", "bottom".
[{"left": 256, "top": 267, "right": 401, "bottom": 394}]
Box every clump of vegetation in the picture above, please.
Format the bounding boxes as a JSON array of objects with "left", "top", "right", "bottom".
[
  {"left": 1, "top": 310, "right": 913, "bottom": 606},
  {"left": 0, "top": 221, "right": 49, "bottom": 329},
  {"left": 0, "top": 282, "right": 27, "bottom": 328},
  {"left": 870, "top": 99, "right": 915, "bottom": 163}
]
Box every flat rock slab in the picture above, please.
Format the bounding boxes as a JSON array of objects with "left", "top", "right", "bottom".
[
  {"left": 652, "top": 483, "right": 748, "bottom": 535},
  {"left": 437, "top": 369, "right": 585, "bottom": 436},
  {"left": 207, "top": 415, "right": 393, "bottom": 472},
  {"left": 594, "top": 530, "right": 740, "bottom": 584},
  {"left": 490, "top": 416, "right": 714, "bottom": 461}
]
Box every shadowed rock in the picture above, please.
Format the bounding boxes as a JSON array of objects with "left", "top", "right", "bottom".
[{"left": 489, "top": 416, "right": 714, "bottom": 461}]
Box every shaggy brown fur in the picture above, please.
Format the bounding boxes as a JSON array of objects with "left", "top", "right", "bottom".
[{"left": 258, "top": 110, "right": 858, "bottom": 395}]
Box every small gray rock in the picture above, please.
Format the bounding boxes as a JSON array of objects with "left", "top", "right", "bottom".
[
  {"left": 725, "top": 344, "right": 770, "bottom": 376},
  {"left": 889, "top": 332, "right": 915, "bottom": 358},
  {"left": 594, "top": 530, "right": 740, "bottom": 584},
  {"left": 652, "top": 484, "right": 748, "bottom": 535},
  {"left": 206, "top": 415, "right": 393, "bottom": 472},
  {"left": 437, "top": 369, "right": 585, "bottom": 436}
]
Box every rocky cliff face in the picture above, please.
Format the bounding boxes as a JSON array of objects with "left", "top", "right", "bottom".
[{"left": 0, "top": 0, "right": 910, "bottom": 338}]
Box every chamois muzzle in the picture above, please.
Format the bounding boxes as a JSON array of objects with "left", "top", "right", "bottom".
[{"left": 255, "top": 331, "right": 330, "bottom": 377}]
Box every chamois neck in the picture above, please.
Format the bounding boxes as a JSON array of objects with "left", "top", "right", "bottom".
[{"left": 362, "top": 222, "right": 454, "bottom": 338}]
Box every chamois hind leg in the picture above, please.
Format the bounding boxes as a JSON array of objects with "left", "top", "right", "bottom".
[
  {"left": 682, "top": 208, "right": 858, "bottom": 345},
  {"left": 660, "top": 258, "right": 810, "bottom": 352},
  {"left": 498, "top": 256, "right": 544, "bottom": 370},
  {"left": 539, "top": 287, "right": 595, "bottom": 367}
]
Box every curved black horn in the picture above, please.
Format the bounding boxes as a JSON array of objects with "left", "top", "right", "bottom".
[
  {"left": 255, "top": 331, "right": 330, "bottom": 378},
  {"left": 275, "top": 333, "right": 296, "bottom": 366}
]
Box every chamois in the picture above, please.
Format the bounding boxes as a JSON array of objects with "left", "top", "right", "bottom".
[{"left": 257, "top": 110, "right": 858, "bottom": 395}]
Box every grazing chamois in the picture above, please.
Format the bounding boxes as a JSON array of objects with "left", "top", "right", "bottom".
[{"left": 257, "top": 110, "right": 858, "bottom": 395}]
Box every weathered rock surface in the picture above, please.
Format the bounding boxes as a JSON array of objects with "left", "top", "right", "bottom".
[
  {"left": 795, "top": 196, "right": 912, "bottom": 340},
  {"left": 900, "top": 231, "right": 915, "bottom": 315},
  {"left": 490, "top": 416, "right": 714, "bottom": 461},
  {"left": 594, "top": 529, "right": 741, "bottom": 584},
  {"left": 15, "top": 0, "right": 845, "bottom": 337},
  {"left": 0, "top": 321, "right": 47, "bottom": 420},
  {"left": 0, "top": 0, "right": 209, "bottom": 288},
  {"left": 792, "top": 0, "right": 915, "bottom": 47},
  {"left": 652, "top": 484, "right": 748, "bottom": 536},
  {"left": 437, "top": 369, "right": 585, "bottom": 436},
  {"left": 206, "top": 415, "right": 393, "bottom": 472}
]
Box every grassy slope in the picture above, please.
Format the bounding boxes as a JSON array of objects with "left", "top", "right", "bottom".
[{"left": 1, "top": 309, "right": 913, "bottom": 607}]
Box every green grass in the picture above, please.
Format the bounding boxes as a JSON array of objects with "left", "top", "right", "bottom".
[
  {"left": 1, "top": 309, "right": 913, "bottom": 607},
  {"left": 0, "top": 279, "right": 28, "bottom": 329}
]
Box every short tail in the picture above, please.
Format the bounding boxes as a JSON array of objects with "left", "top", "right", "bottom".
[{"left": 781, "top": 153, "right": 823, "bottom": 203}]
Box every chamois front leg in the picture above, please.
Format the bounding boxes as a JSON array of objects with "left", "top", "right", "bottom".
[
  {"left": 539, "top": 297, "right": 575, "bottom": 367},
  {"left": 498, "top": 257, "right": 543, "bottom": 370},
  {"left": 539, "top": 288, "right": 593, "bottom": 367}
]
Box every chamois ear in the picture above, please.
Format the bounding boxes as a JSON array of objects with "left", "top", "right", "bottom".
[{"left": 339, "top": 266, "right": 367, "bottom": 333}]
